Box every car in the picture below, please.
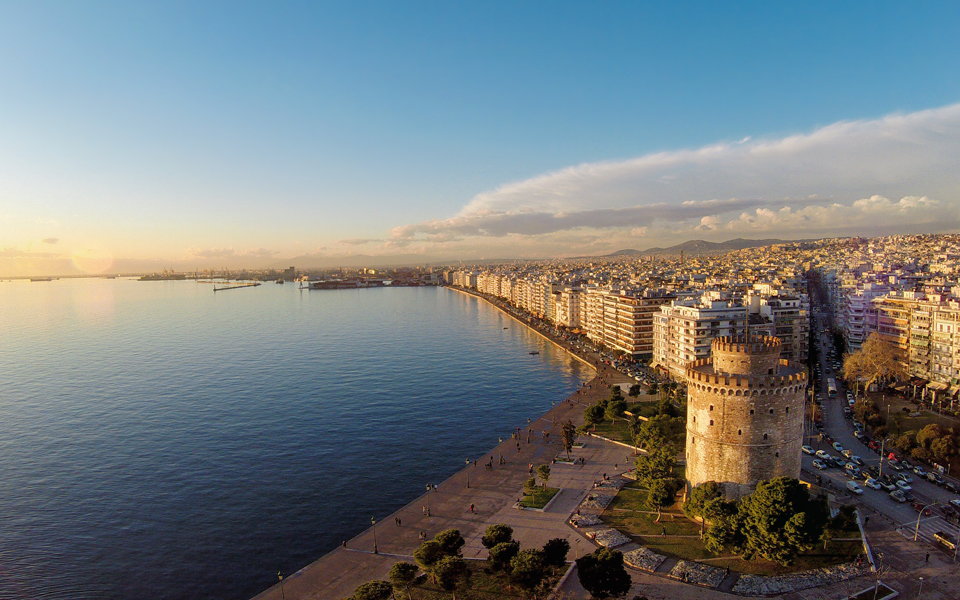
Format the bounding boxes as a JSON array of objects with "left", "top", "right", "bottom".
[
  {"left": 901, "top": 460, "right": 913, "bottom": 469},
  {"left": 890, "top": 490, "right": 907, "bottom": 503},
  {"left": 853, "top": 430, "right": 864, "bottom": 439},
  {"left": 897, "top": 473, "right": 913, "bottom": 483},
  {"left": 945, "top": 482, "right": 960, "bottom": 494},
  {"left": 864, "top": 478, "right": 882, "bottom": 490},
  {"left": 802, "top": 445, "right": 814, "bottom": 455},
  {"left": 833, "top": 442, "right": 845, "bottom": 452},
  {"left": 911, "top": 502, "right": 933, "bottom": 516},
  {"left": 896, "top": 480, "right": 913, "bottom": 492},
  {"left": 867, "top": 466, "right": 881, "bottom": 478},
  {"left": 851, "top": 455, "right": 864, "bottom": 466},
  {"left": 868, "top": 441, "right": 880, "bottom": 451},
  {"left": 949, "top": 499, "right": 960, "bottom": 510},
  {"left": 816, "top": 450, "right": 830, "bottom": 460},
  {"left": 879, "top": 480, "right": 897, "bottom": 492},
  {"left": 913, "top": 466, "right": 928, "bottom": 477},
  {"left": 813, "top": 459, "right": 827, "bottom": 470},
  {"left": 842, "top": 449, "right": 853, "bottom": 459},
  {"left": 889, "top": 460, "right": 903, "bottom": 471},
  {"left": 845, "top": 463, "right": 862, "bottom": 477},
  {"left": 846, "top": 481, "right": 864, "bottom": 494},
  {"left": 927, "top": 472, "right": 945, "bottom": 485}
]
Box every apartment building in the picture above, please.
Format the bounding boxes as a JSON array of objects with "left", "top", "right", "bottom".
[{"left": 653, "top": 297, "right": 748, "bottom": 379}]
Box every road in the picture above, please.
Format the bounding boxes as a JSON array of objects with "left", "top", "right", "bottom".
[{"left": 800, "top": 305, "right": 960, "bottom": 555}]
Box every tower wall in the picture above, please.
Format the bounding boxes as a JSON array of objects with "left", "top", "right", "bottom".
[{"left": 685, "top": 338, "right": 807, "bottom": 500}]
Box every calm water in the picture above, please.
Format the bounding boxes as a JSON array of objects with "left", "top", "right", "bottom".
[{"left": 0, "top": 280, "right": 590, "bottom": 600}]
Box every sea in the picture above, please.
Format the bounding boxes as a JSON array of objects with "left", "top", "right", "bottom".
[{"left": 0, "top": 279, "right": 592, "bottom": 600}]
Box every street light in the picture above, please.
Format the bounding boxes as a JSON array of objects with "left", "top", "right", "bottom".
[
  {"left": 371, "top": 516, "right": 378, "bottom": 554},
  {"left": 914, "top": 502, "right": 938, "bottom": 541},
  {"left": 278, "top": 572, "right": 285, "bottom": 600},
  {"left": 466, "top": 458, "right": 471, "bottom": 488},
  {"left": 425, "top": 484, "right": 431, "bottom": 517},
  {"left": 918, "top": 576, "right": 924, "bottom": 599}
]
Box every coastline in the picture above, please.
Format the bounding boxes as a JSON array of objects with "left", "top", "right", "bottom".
[{"left": 250, "top": 289, "right": 635, "bottom": 600}]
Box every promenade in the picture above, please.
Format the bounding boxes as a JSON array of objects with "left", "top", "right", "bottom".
[{"left": 251, "top": 367, "right": 635, "bottom": 600}]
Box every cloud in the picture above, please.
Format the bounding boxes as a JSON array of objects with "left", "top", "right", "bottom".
[
  {"left": 393, "top": 103, "right": 960, "bottom": 247},
  {"left": 336, "top": 238, "right": 381, "bottom": 246},
  {"left": 0, "top": 247, "right": 62, "bottom": 259},
  {"left": 186, "top": 247, "right": 278, "bottom": 259},
  {"left": 41, "top": 237, "right": 60, "bottom": 244}
]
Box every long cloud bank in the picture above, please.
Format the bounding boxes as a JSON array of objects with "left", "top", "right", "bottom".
[{"left": 392, "top": 104, "right": 960, "bottom": 249}]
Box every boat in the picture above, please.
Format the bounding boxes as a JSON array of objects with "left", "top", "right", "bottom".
[
  {"left": 529, "top": 351, "right": 539, "bottom": 355},
  {"left": 276, "top": 278, "right": 284, "bottom": 284}
]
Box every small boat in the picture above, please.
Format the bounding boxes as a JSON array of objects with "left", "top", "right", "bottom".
[
  {"left": 529, "top": 351, "right": 539, "bottom": 355},
  {"left": 503, "top": 327, "right": 508, "bottom": 329}
]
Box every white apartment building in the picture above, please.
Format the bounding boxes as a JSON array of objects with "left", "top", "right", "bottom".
[{"left": 653, "top": 297, "right": 747, "bottom": 379}]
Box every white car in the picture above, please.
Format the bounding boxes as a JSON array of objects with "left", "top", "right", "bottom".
[
  {"left": 864, "top": 478, "right": 882, "bottom": 490},
  {"left": 802, "top": 445, "right": 814, "bottom": 455},
  {"left": 950, "top": 499, "right": 960, "bottom": 510},
  {"left": 846, "top": 481, "right": 864, "bottom": 495},
  {"left": 816, "top": 450, "right": 830, "bottom": 460},
  {"left": 833, "top": 442, "right": 844, "bottom": 452},
  {"left": 896, "top": 480, "right": 913, "bottom": 492},
  {"left": 813, "top": 459, "right": 827, "bottom": 470}
]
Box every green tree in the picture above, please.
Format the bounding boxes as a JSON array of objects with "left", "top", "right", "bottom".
[
  {"left": 510, "top": 549, "right": 548, "bottom": 594},
  {"left": 628, "top": 383, "right": 641, "bottom": 397},
  {"left": 917, "top": 423, "right": 943, "bottom": 449},
  {"left": 634, "top": 448, "right": 675, "bottom": 487},
  {"left": 489, "top": 541, "right": 520, "bottom": 571},
  {"left": 524, "top": 477, "right": 538, "bottom": 495},
  {"left": 703, "top": 504, "right": 744, "bottom": 554},
  {"left": 739, "top": 477, "right": 829, "bottom": 565},
  {"left": 610, "top": 386, "right": 624, "bottom": 401},
  {"left": 646, "top": 478, "right": 676, "bottom": 520},
  {"left": 576, "top": 548, "right": 632, "bottom": 599},
  {"left": 481, "top": 524, "right": 514, "bottom": 549},
  {"left": 536, "top": 464, "right": 551, "bottom": 489},
  {"left": 351, "top": 580, "right": 393, "bottom": 600},
  {"left": 606, "top": 397, "right": 628, "bottom": 422},
  {"left": 634, "top": 414, "right": 683, "bottom": 454},
  {"left": 561, "top": 419, "right": 577, "bottom": 460},
  {"left": 434, "top": 556, "right": 470, "bottom": 599},
  {"left": 388, "top": 562, "right": 419, "bottom": 600},
  {"left": 414, "top": 540, "right": 444, "bottom": 583},
  {"left": 542, "top": 538, "right": 570, "bottom": 567},
  {"left": 931, "top": 434, "right": 958, "bottom": 463},
  {"left": 584, "top": 404, "right": 606, "bottom": 430},
  {"left": 682, "top": 481, "right": 723, "bottom": 521},
  {"left": 648, "top": 382, "right": 659, "bottom": 396},
  {"left": 434, "top": 529, "right": 465, "bottom": 557}
]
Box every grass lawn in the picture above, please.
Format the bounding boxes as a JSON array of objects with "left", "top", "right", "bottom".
[
  {"left": 626, "top": 401, "right": 661, "bottom": 418},
  {"left": 601, "top": 484, "right": 863, "bottom": 576},
  {"left": 520, "top": 486, "right": 560, "bottom": 509},
  {"left": 589, "top": 420, "right": 636, "bottom": 446},
  {"left": 407, "top": 559, "right": 565, "bottom": 599}
]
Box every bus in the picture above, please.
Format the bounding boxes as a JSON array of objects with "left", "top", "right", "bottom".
[{"left": 827, "top": 377, "right": 838, "bottom": 398}]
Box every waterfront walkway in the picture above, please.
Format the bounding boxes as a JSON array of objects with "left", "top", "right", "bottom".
[{"left": 251, "top": 365, "right": 634, "bottom": 600}]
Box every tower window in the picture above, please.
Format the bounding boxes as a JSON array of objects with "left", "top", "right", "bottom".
[
  {"left": 709, "top": 419, "right": 714, "bottom": 426},
  {"left": 763, "top": 433, "right": 768, "bottom": 440},
  {"left": 770, "top": 409, "right": 774, "bottom": 415},
  {"left": 738, "top": 429, "right": 742, "bottom": 436},
  {"left": 775, "top": 451, "right": 780, "bottom": 457},
  {"left": 750, "top": 409, "right": 754, "bottom": 415},
  {"left": 693, "top": 416, "right": 696, "bottom": 423},
  {"left": 709, "top": 405, "right": 713, "bottom": 411},
  {"left": 786, "top": 407, "right": 789, "bottom": 414}
]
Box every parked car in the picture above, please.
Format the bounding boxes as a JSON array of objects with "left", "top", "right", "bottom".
[
  {"left": 890, "top": 490, "right": 907, "bottom": 503},
  {"left": 896, "top": 480, "right": 913, "bottom": 492},
  {"left": 833, "top": 442, "right": 845, "bottom": 452},
  {"left": 853, "top": 430, "right": 864, "bottom": 440},
  {"left": 879, "top": 480, "right": 898, "bottom": 492},
  {"left": 813, "top": 459, "right": 827, "bottom": 470},
  {"left": 846, "top": 481, "right": 864, "bottom": 495},
  {"left": 864, "top": 478, "right": 882, "bottom": 490},
  {"left": 802, "top": 445, "right": 814, "bottom": 455},
  {"left": 897, "top": 473, "right": 913, "bottom": 483},
  {"left": 945, "top": 482, "right": 959, "bottom": 494},
  {"left": 845, "top": 463, "right": 862, "bottom": 478},
  {"left": 949, "top": 499, "right": 960, "bottom": 510},
  {"left": 927, "top": 472, "right": 945, "bottom": 485},
  {"left": 913, "top": 466, "right": 928, "bottom": 477},
  {"left": 816, "top": 450, "right": 830, "bottom": 460},
  {"left": 889, "top": 460, "right": 903, "bottom": 471},
  {"left": 842, "top": 449, "right": 853, "bottom": 459},
  {"left": 850, "top": 455, "right": 864, "bottom": 466},
  {"left": 911, "top": 502, "right": 933, "bottom": 516}
]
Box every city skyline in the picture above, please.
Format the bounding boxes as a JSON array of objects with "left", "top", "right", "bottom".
[{"left": 2, "top": 2, "right": 960, "bottom": 276}]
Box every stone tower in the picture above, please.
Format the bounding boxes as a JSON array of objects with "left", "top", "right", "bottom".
[{"left": 685, "top": 335, "right": 807, "bottom": 499}]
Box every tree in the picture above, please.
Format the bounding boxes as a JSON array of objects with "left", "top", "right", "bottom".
[
  {"left": 542, "top": 538, "right": 570, "bottom": 567},
  {"left": 634, "top": 414, "right": 683, "bottom": 454},
  {"left": 739, "top": 477, "right": 829, "bottom": 565},
  {"left": 682, "top": 481, "right": 723, "bottom": 521},
  {"left": 576, "top": 548, "right": 632, "bottom": 599},
  {"left": 536, "top": 464, "right": 551, "bottom": 489},
  {"left": 388, "top": 562, "right": 419, "bottom": 600},
  {"left": 434, "top": 529, "right": 465, "bottom": 557},
  {"left": 481, "top": 524, "right": 514, "bottom": 549},
  {"left": 561, "top": 420, "right": 577, "bottom": 460},
  {"left": 646, "top": 478, "right": 676, "bottom": 520},
  {"left": 510, "top": 549, "right": 548, "bottom": 593},
  {"left": 489, "top": 541, "right": 520, "bottom": 571},
  {"left": 842, "top": 332, "right": 906, "bottom": 395},
  {"left": 931, "top": 434, "right": 958, "bottom": 463},
  {"left": 703, "top": 504, "right": 744, "bottom": 554},
  {"left": 634, "top": 448, "right": 675, "bottom": 487},
  {"left": 917, "top": 423, "right": 943, "bottom": 449},
  {"left": 414, "top": 540, "right": 445, "bottom": 583},
  {"left": 628, "top": 384, "right": 641, "bottom": 397},
  {"left": 610, "top": 386, "right": 624, "bottom": 401},
  {"left": 434, "top": 556, "right": 470, "bottom": 599},
  {"left": 648, "top": 382, "right": 659, "bottom": 396},
  {"left": 606, "top": 397, "right": 627, "bottom": 422},
  {"left": 351, "top": 580, "right": 393, "bottom": 600},
  {"left": 584, "top": 404, "right": 606, "bottom": 430}
]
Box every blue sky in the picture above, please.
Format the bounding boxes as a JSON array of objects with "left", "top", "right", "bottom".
[{"left": 2, "top": 1, "right": 960, "bottom": 273}]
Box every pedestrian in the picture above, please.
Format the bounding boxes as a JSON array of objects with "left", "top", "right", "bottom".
[
  {"left": 398, "top": 518, "right": 401, "bottom": 527},
  {"left": 925, "top": 552, "right": 930, "bottom": 563},
  {"left": 661, "top": 526, "right": 666, "bottom": 537},
  {"left": 422, "top": 505, "right": 427, "bottom": 515},
  {"left": 470, "top": 503, "right": 474, "bottom": 513}
]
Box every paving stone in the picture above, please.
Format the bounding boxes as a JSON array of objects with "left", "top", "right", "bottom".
[
  {"left": 668, "top": 560, "right": 726, "bottom": 588},
  {"left": 623, "top": 547, "right": 668, "bottom": 572},
  {"left": 569, "top": 514, "right": 602, "bottom": 528},
  {"left": 731, "top": 562, "right": 869, "bottom": 596},
  {"left": 586, "top": 528, "right": 632, "bottom": 548}
]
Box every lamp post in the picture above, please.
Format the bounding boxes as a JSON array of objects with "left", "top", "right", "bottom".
[
  {"left": 498, "top": 437, "right": 503, "bottom": 463},
  {"left": 914, "top": 502, "right": 937, "bottom": 541},
  {"left": 425, "top": 484, "right": 431, "bottom": 517},
  {"left": 466, "top": 458, "right": 471, "bottom": 488},
  {"left": 278, "top": 572, "right": 285, "bottom": 600},
  {"left": 371, "top": 517, "right": 378, "bottom": 554},
  {"left": 918, "top": 576, "right": 924, "bottom": 599}
]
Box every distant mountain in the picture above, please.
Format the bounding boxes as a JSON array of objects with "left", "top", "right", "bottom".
[{"left": 605, "top": 238, "right": 803, "bottom": 257}]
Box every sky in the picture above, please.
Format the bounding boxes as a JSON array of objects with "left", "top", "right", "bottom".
[{"left": 2, "top": 1, "right": 960, "bottom": 275}]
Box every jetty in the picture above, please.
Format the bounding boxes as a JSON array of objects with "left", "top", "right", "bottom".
[{"left": 213, "top": 282, "right": 261, "bottom": 292}]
